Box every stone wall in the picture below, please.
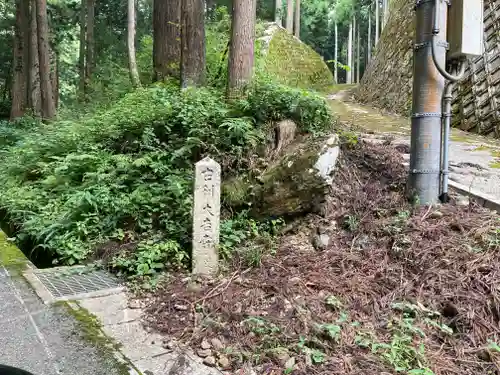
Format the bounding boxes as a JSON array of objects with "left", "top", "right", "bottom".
[
  {"left": 358, "top": 0, "right": 500, "bottom": 138},
  {"left": 262, "top": 24, "right": 334, "bottom": 91},
  {"left": 356, "top": 0, "right": 414, "bottom": 116}
]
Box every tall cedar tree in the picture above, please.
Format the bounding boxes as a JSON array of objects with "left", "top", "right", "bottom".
[
  {"left": 128, "top": 0, "right": 141, "bottom": 87},
  {"left": 29, "top": 0, "right": 41, "bottom": 115},
  {"left": 153, "top": 0, "right": 181, "bottom": 81},
  {"left": 181, "top": 0, "right": 205, "bottom": 87},
  {"left": 85, "top": 0, "right": 95, "bottom": 90},
  {"left": 49, "top": 46, "right": 59, "bottom": 108},
  {"left": 275, "top": 0, "right": 282, "bottom": 25},
  {"left": 36, "top": 0, "right": 56, "bottom": 119},
  {"left": 227, "top": 0, "right": 256, "bottom": 99},
  {"left": 11, "top": 0, "right": 29, "bottom": 119},
  {"left": 286, "top": 0, "right": 293, "bottom": 32},
  {"left": 78, "top": 0, "right": 86, "bottom": 95},
  {"left": 294, "top": 0, "right": 300, "bottom": 38}
]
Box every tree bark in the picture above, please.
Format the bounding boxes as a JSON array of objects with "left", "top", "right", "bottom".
[
  {"left": 368, "top": 2, "right": 372, "bottom": 62},
  {"left": 356, "top": 19, "right": 360, "bottom": 83},
  {"left": 334, "top": 22, "right": 338, "bottom": 83},
  {"left": 227, "top": 0, "right": 256, "bottom": 99},
  {"left": 181, "top": 0, "right": 206, "bottom": 87},
  {"left": 49, "top": 46, "right": 58, "bottom": 109},
  {"left": 275, "top": 0, "right": 282, "bottom": 25},
  {"left": 375, "top": 0, "right": 379, "bottom": 46},
  {"left": 28, "top": 0, "right": 41, "bottom": 115},
  {"left": 347, "top": 20, "right": 352, "bottom": 84},
  {"left": 382, "top": 0, "right": 388, "bottom": 29},
  {"left": 353, "top": 14, "right": 356, "bottom": 83},
  {"left": 78, "top": 0, "right": 86, "bottom": 96},
  {"left": 128, "top": 0, "right": 141, "bottom": 87},
  {"left": 85, "top": 0, "right": 95, "bottom": 90},
  {"left": 293, "top": 0, "right": 300, "bottom": 38},
  {"left": 36, "top": 0, "right": 56, "bottom": 119},
  {"left": 11, "top": 0, "right": 29, "bottom": 120},
  {"left": 285, "top": 0, "right": 293, "bottom": 33},
  {"left": 153, "top": 0, "right": 181, "bottom": 81}
]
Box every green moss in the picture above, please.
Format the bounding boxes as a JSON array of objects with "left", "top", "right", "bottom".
[
  {"left": 0, "top": 230, "right": 28, "bottom": 271},
  {"left": 251, "top": 140, "right": 329, "bottom": 217},
  {"left": 57, "top": 301, "right": 140, "bottom": 375},
  {"left": 472, "top": 145, "right": 492, "bottom": 152},
  {"left": 263, "top": 29, "right": 334, "bottom": 91},
  {"left": 222, "top": 176, "right": 252, "bottom": 207},
  {"left": 490, "top": 160, "right": 500, "bottom": 169},
  {"left": 449, "top": 135, "right": 474, "bottom": 143}
]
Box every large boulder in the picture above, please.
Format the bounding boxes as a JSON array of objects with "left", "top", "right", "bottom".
[{"left": 223, "top": 128, "right": 340, "bottom": 218}]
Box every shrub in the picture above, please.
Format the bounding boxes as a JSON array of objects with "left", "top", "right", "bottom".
[
  {"left": 0, "top": 81, "right": 333, "bottom": 271},
  {"left": 245, "top": 81, "right": 334, "bottom": 134}
]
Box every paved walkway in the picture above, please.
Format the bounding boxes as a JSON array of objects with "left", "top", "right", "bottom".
[
  {"left": 329, "top": 91, "right": 500, "bottom": 206},
  {"left": 0, "top": 233, "right": 222, "bottom": 375},
  {"left": 0, "top": 264, "right": 125, "bottom": 375}
]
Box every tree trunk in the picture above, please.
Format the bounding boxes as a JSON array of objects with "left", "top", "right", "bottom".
[
  {"left": 356, "top": 20, "right": 360, "bottom": 83},
  {"left": 382, "top": 0, "right": 388, "bottom": 29},
  {"left": 227, "top": 0, "right": 256, "bottom": 99},
  {"left": 347, "top": 20, "right": 352, "bottom": 84},
  {"left": 85, "top": 0, "right": 95, "bottom": 90},
  {"left": 28, "top": 0, "right": 41, "bottom": 115},
  {"left": 275, "top": 0, "right": 282, "bottom": 25},
  {"left": 334, "top": 22, "right": 338, "bottom": 83},
  {"left": 128, "top": 0, "right": 141, "bottom": 87},
  {"left": 285, "top": 0, "right": 293, "bottom": 33},
  {"left": 293, "top": 0, "right": 300, "bottom": 38},
  {"left": 78, "top": 0, "right": 86, "bottom": 96},
  {"left": 11, "top": 0, "right": 29, "bottom": 120},
  {"left": 153, "top": 0, "right": 181, "bottom": 81},
  {"left": 181, "top": 0, "right": 206, "bottom": 87},
  {"left": 50, "top": 46, "right": 58, "bottom": 109},
  {"left": 375, "top": 0, "right": 379, "bottom": 46},
  {"left": 353, "top": 14, "right": 356, "bottom": 83},
  {"left": 36, "top": 0, "right": 56, "bottom": 119},
  {"left": 368, "top": 2, "right": 372, "bottom": 62}
]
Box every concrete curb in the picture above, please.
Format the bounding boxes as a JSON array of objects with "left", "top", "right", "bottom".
[
  {"left": 363, "top": 138, "right": 500, "bottom": 214},
  {"left": 448, "top": 180, "right": 500, "bottom": 213}
]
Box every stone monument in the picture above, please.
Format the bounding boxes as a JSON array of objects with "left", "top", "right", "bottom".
[{"left": 192, "top": 157, "right": 221, "bottom": 275}]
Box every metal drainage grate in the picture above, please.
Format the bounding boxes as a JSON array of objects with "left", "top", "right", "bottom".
[{"left": 33, "top": 267, "right": 122, "bottom": 299}]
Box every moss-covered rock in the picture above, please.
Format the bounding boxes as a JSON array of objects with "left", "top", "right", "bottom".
[
  {"left": 223, "top": 134, "right": 340, "bottom": 218},
  {"left": 0, "top": 230, "right": 28, "bottom": 271},
  {"left": 260, "top": 24, "right": 334, "bottom": 91}
]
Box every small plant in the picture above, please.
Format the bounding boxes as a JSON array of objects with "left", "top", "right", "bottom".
[
  {"left": 343, "top": 215, "right": 360, "bottom": 231},
  {"left": 325, "top": 295, "right": 343, "bottom": 310},
  {"left": 487, "top": 340, "right": 500, "bottom": 353},
  {"left": 243, "top": 316, "right": 280, "bottom": 336},
  {"left": 297, "top": 336, "right": 326, "bottom": 365},
  {"left": 316, "top": 323, "right": 342, "bottom": 342},
  {"left": 219, "top": 212, "right": 284, "bottom": 266},
  {"left": 338, "top": 129, "right": 359, "bottom": 148},
  {"left": 112, "top": 237, "right": 186, "bottom": 277}
]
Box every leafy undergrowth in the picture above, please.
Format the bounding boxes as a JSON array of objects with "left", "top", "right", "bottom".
[
  {"left": 0, "top": 81, "right": 332, "bottom": 272},
  {"left": 143, "top": 141, "right": 500, "bottom": 375}
]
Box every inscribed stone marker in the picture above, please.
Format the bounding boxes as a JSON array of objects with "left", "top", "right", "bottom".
[{"left": 192, "top": 157, "right": 221, "bottom": 275}]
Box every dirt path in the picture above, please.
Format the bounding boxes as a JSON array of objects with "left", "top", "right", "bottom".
[{"left": 328, "top": 90, "right": 500, "bottom": 204}]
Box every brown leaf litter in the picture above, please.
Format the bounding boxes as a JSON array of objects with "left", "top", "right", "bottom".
[{"left": 142, "top": 140, "right": 500, "bottom": 375}]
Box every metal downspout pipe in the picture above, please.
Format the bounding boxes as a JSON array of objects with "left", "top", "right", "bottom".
[
  {"left": 440, "top": 80, "right": 455, "bottom": 203},
  {"left": 429, "top": 0, "right": 466, "bottom": 202},
  {"left": 439, "top": 63, "right": 465, "bottom": 202}
]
